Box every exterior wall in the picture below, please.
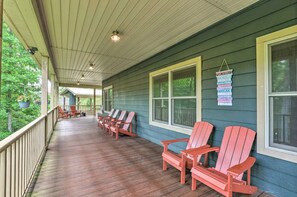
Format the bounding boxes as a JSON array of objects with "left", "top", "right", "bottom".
[
  {"left": 103, "top": 1, "right": 297, "bottom": 196},
  {"left": 69, "top": 93, "right": 76, "bottom": 106}
]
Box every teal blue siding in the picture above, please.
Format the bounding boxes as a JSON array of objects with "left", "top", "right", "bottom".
[
  {"left": 103, "top": 0, "right": 297, "bottom": 196},
  {"left": 63, "top": 91, "right": 76, "bottom": 106},
  {"left": 69, "top": 94, "right": 76, "bottom": 106},
  {"left": 66, "top": 92, "right": 76, "bottom": 106}
]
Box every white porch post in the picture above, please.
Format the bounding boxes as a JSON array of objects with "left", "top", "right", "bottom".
[
  {"left": 41, "top": 56, "right": 49, "bottom": 115},
  {"left": 0, "top": 0, "right": 3, "bottom": 98},
  {"left": 56, "top": 82, "right": 59, "bottom": 106},
  {"left": 93, "top": 88, "right": 96, "bottom": 116},
  {"left": 50, "top": 74, "right": 55, "bottom": 109}
]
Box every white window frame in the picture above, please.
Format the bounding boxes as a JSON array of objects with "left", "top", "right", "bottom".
[
  {"left": 149, "top": 56, "right": 202, "bottom": 135},
  {"left": 103, "top": 85, "right": 113, "bottom": 113},
  {"left": 256, "top": 25, "right": 297, "bottom": 163}
]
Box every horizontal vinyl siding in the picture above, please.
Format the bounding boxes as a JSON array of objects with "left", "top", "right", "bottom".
[{"left": 103, "top": 0, "right": 297, "bottom": 196}]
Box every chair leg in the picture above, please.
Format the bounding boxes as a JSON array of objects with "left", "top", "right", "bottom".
[
  {"left": 227, "top": 175, "right": 233, "bottom": 197},
  {"left": 191, "top": 177, "right": 197, "bottom": 191},
  {"left": 181, "top": 155, "right": 186, "bottom": 184},
  {"left": 116, "top": 132, "right": 119, "bottom": 140},
  {"left": 181, "top": 167, "right": 186, "bottom": 184},
  {"left": 163, "top": 160, "right": 167, "bottom": 171}
]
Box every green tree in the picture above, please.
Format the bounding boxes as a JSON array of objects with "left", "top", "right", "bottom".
[{"left": 0, "top": 23, "right": 41, "bottom": 134}]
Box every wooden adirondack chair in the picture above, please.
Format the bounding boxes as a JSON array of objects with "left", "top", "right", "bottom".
[
  {"left": 188, "top": 126, "right": 257, "bottom": 197},
  {"left": 98, "top": 109, "right": 114, "bottom": 128},
  {"left": 110, "top": 112, "right": 136, "bottom": 140},
  {"left": 161, "top": 121, "right": 214, "bottom": 184},
  {"left": 101, "top": 109, "right": 120, "bottom": 132},
  {"left": 104, "top": 110, "right": 125, "bottom": 133},
  {"left": 58, "top": 106, "right": 71, "bottom": 119},
  {"left": 70, "top": 105, "right": 81, "bottom": 117}
]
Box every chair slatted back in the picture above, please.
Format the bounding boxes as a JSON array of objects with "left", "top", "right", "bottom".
[
  {"left": 112, "top": 109, "right": 120, "bottom": 119},
  {"left": 215, "top": 126, "right": 256, "bottom": 180},
  {"left": 186, "top": 122, "right": 213, "bottom": 150},
  {"left": 70, "top": 105, "right": 76, "bottom": 112},
  {"left": 108, "top": 109, "right": 115, "bottom": 117},
  {"left": 58, "top": 106, "right": 63, "bottom": 113},
  {"left": 123, "top": 112, "right": 135, "bottom": 130},
  {"left": 118, "top": 110, "right": 126, "bottom": 121}
]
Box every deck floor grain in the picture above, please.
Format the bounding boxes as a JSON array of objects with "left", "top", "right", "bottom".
[{"left": 30, "top": 116, "right": 272, "bottom": 197}]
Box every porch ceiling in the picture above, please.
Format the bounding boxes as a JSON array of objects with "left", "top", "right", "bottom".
[{"left": 4, "top": 0, "right": 258, "bottom": 87}]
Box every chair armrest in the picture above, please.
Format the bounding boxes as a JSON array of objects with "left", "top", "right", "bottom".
[
  {"left": 181, "top": 145, "right": 212, "bottom": 167},
  {"left": 181, "top": 144, "right": 211, "bottom": 156},
  {"left": 161, "top": 138, "right": 189, "bottom": 146},
  {"left": 161, "top": 138, "right": 189, "bottom": 152},
  {"left": 116, "top": 121, "right": 131, "bottom": 127},
  {"left": 181, "top": 146, "right": 220, "bottom": 157},
  {"left": 110, "top": 118, "right": 117, "bottom": 122},
  {"left": 227, "top": 157, "right": 256, "bottom": 177},
  {"left": 102, "top": 116, "right": 111, "bottom": 121}
]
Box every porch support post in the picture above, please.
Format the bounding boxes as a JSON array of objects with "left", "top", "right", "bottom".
[
  {"left": 93, "top": 88, "right": 96, "bottom": 116},
  {"left": 41, "top": 56, "right": 49, "bottom": 115},
  {"left": 50, "top": 74, "right": 55, "bottom": 109},
  {"left": 0, "top": 0, "right": 3, "bottom": 98},
  {"left": 56, "top": 82, "right": 59, "bottom": 106}
]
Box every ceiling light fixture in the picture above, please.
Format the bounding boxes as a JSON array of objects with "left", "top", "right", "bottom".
[
  {"left": 89, "top": 63, "right": 94, "bottom": 70},
  {"left": 111, "top": 31, "right": 120, "bottom": 42},
  {"left": 81, "top": 74, "right": 85, "bottom": 79},
  {"left": 77, "top": 81, "right": 80, "bottom": 85}
]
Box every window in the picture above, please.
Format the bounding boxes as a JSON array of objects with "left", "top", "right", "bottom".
[
  {"left": 257, "top": 25, "right": 297, "bottom": 163},
  {"left": 103, "top": 85, "right": 113, "bottom": 112},
  {"left": 149, "top": 57, "right": 201, "bottom": 134}
]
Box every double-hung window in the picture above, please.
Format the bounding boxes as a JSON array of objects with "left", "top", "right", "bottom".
[
  {"left": 257, "top": 25, "right": 297, "bottom": 163},
  {"left": 149, "top": 57, "right": 201, "bottom": 134},
  {"left": 103, "top": 85, "right": 113, "bottom": 112}
]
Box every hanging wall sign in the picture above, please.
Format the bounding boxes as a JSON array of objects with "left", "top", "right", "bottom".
[{"left": 216, "top": 59, "right": 233, "bottom": 106}]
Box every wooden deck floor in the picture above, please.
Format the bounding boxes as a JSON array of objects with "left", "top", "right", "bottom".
[{"left": 29, "top": 116, "right": 272, "bottom": 197}]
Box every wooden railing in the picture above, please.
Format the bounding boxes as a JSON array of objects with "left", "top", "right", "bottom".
[
  {"left": 63, "top": 104, "right": 101, "bottom": 115},
  {"left": 0, "top": 106, "right": 58, "bottom": 197}
]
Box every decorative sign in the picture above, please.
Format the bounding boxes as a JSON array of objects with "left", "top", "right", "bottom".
[{"left": 216, "top": 59, "right": 233, "bottom": 106}]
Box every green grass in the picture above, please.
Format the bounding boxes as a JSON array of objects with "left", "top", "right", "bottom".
[{"left": 0, "top": 131, "right": 11, "bottom": 141}]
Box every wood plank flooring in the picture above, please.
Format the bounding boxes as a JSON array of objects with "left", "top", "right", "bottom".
[{"left": 29, "top": 116, "right": 272, "bottom": 197}]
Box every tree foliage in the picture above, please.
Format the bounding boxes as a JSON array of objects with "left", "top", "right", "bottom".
[{"left": 0, "top": 23, "right": 41, "bottom": 135}]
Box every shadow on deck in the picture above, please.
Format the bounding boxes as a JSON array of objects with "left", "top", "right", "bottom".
[{"left": 29, "top": 116, "right": 272, "bottom": 197}]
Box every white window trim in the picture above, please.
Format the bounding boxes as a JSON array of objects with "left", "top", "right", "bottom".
[
  {"left": 149, "top": 56, "right": 202, "bottom": 135},
  {"left": 103, "top": 85, "right": 113, "bottom": 113},
  {"left": 256, "top": 25, "right": 297, "bottom": 163}
]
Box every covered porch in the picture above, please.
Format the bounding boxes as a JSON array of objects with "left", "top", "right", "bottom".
[
  {"left": 0, "top": 0, "right": 296, "bottom": 197},
  {"left": 29, "top": 116, "right": 270, "bottom": 197}
]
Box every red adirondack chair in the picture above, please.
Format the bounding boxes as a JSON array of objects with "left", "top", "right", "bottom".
[
  {"left": 102, "top": 109, "right": 120, "bottom": 132},
  {"left": 188, "top": 126, "right": 257, "bottom": 197},
  {"left": 104, "top": 110, "right": 126, "bottom": 134},
  {"left": 70, "top": 105, "right": 81, "bottom": 117},
  {"left": 98, "top": 109, "right": 114, "bottom": 128},
  {"left": 58, "top": 106, "right": 70, "bottom": 119},
  {"left": 161, "top": 121, "right": 214, "bottom": 184},
  {"left": 110, "top": 112, "right": 136, "bottom": 140}
]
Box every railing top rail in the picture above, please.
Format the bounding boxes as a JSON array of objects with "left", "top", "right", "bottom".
[
  {"left": 0, "top": 115, "right": 47, "bottom": 151},
  {"left": 48, "top": 106, "right": 58, "bottom": 114},
  {"left": 0, "top": 107, "right": 58, "bottom": 151}
]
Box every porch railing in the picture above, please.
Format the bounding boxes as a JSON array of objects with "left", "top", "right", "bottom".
[
  {"left": 0, "top": 106, "right": 58, "bottom": 197},
  {"left": 63, "top": 104, "right": 101, "bottom": 115}
]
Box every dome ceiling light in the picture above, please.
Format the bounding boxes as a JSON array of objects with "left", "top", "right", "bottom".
[{"left": 111, "top": 31, "right": 120, "bottom": 42}]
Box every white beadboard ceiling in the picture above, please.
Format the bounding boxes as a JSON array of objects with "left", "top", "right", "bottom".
[{"left": 3, "top": 0, "right": 258, "bottom": 87}]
